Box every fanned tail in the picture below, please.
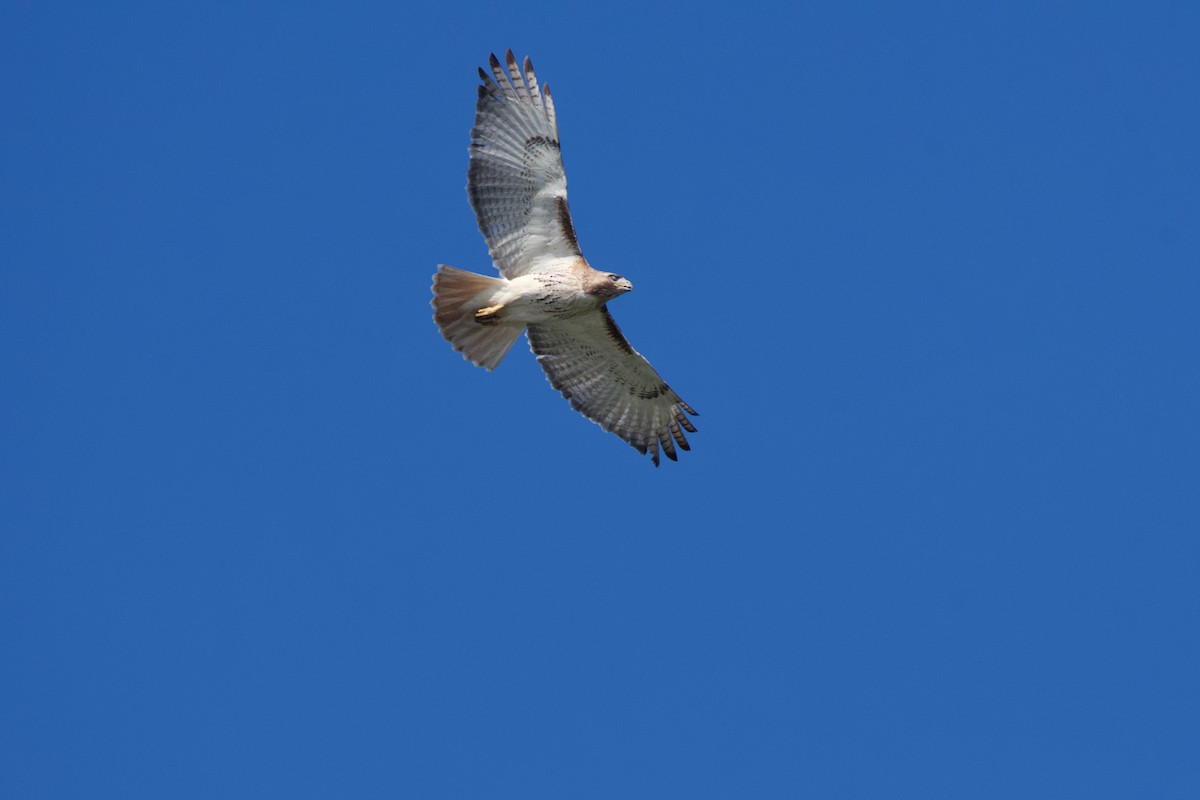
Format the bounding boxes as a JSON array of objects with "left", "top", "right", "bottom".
[{"left": 431, "top": 265, "right": 523, "bottom": 370}]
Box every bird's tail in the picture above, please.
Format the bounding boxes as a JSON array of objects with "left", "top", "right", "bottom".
[{"left": 431, "top": 265, "right": 524, "bottom": 371}]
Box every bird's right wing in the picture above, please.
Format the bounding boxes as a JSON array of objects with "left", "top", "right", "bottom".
[{"left": 469, "top": 51, "right": 584, "bottom": 279}]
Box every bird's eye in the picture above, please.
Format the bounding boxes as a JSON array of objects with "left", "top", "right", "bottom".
[{"left": 609, "top": 274, "right": 623, "bottom": 282}]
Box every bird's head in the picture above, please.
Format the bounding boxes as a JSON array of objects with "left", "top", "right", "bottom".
[
  {"left": 601, "top": 273, "right": 633, "bottom": 298},
  {"left": 609, "top": 274, "right": 633, "bottom": 293}
]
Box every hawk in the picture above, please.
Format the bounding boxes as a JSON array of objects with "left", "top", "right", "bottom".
[{"left": 432, "top": 51, "right": 698, "bottom": 466}]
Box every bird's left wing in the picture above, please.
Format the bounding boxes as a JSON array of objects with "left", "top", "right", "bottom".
[
  {"left": 469, "top": 51, "right": 583, "bottom": 279},
  {"left": 526, "top": 310, "right": 698, "bottom": 466}
]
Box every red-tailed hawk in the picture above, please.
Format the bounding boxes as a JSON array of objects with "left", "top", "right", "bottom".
[{"left": 432, "top": 51, "right": 698, "bottom": 466}]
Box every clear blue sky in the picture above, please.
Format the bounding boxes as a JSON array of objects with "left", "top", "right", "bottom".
[{"left": 3, "top": 1, "right": 1198, "bottom": 797}]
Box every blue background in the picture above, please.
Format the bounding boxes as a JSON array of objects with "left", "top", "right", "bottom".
[{"left": 3, "top": 1, "right": 1198, "bottom": 796}]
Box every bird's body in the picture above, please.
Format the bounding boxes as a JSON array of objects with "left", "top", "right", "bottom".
[
  {"left": 463, "top": 261, "right": 615, "bottom": 325},
  {"left": 432, "top": 51, "right": 697, "bottom": 466}
]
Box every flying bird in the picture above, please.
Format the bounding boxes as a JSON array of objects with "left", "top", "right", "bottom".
[{"left": 432, "top": 51, "right": 697, "bottom": 466}]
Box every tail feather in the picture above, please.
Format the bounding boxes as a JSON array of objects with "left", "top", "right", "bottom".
[{"left": 431, "top": 265, "right": 523, "bottom": 370}]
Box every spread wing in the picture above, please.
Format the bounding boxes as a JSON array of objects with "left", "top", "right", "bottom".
[
  {"left": 469, "top": 51, "right": 583, "bottom": 279},
  {"left": 526, "top": 310, "right": 698, "bottom": 466}
]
